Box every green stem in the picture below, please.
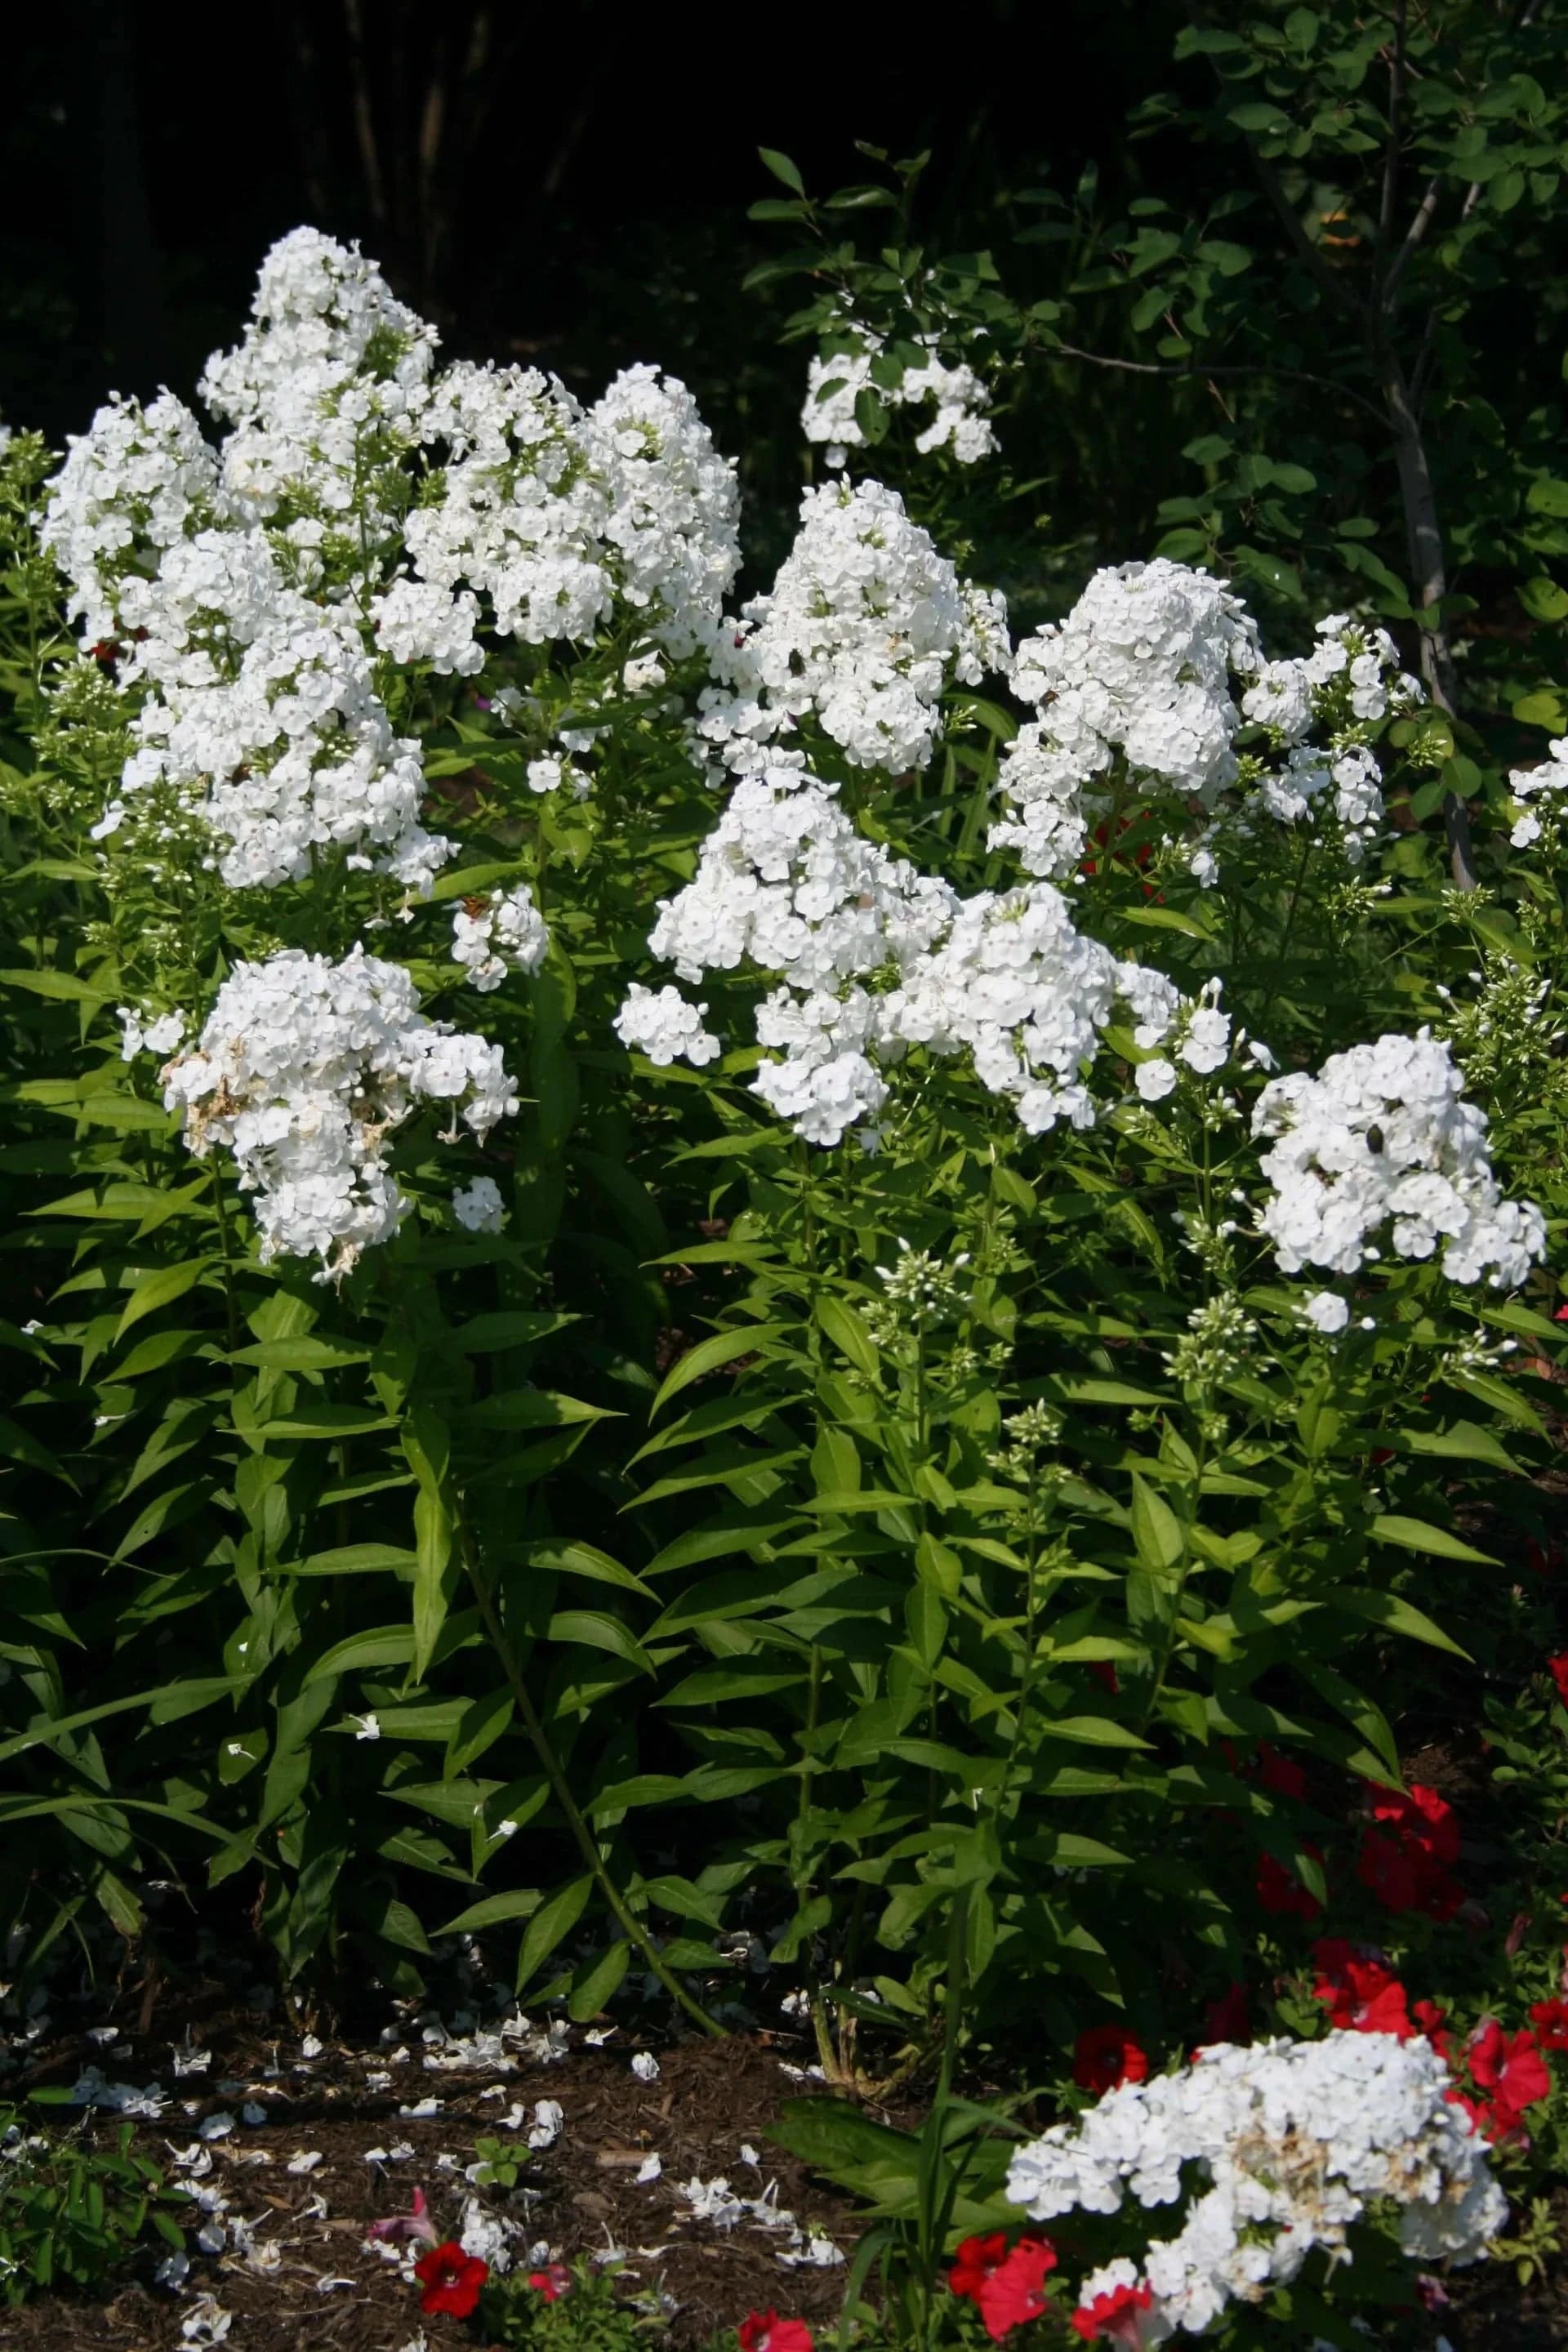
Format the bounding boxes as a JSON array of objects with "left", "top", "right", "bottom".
[{"left": 458, "top": 1528, "right": 725, "bottom": 2038}]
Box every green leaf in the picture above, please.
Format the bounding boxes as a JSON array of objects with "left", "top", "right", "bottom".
[
  {"left": 546, "top": 1611, "right": 656, "bottom": 1676},
  {"left": 816, "top": 1294, "right": 880, "bottom": 1377},
  {"left": 115, "top": 1258, "right": 210, "bottom": 1343},
  {"left": 294, "top": 1544, "right": 417, "bottom": 1577},
  {"left": 439, "top": 1886, "right": 543, "bottom": 1935},
  {"left": 1130, "top": 1476, "right": 1183, "bottom": 1575},
  {"left": 520, "top": 1539, "right": 653, "bottom": 1597},
  {"left": 1370, "top": 1514, "right": 1499, "bottom": 1566},
  {"left": 0, "top": 968, "right": 111, "bottom": 1004},
  {"left": 1325, "top": 1586, "right": 1471, "bottom": 1659},
  {"left": 568, "top": 1939, "right": 630, "bottom": 2020},
  {"left": 648, "top": 1325, "right": 784, "bottom": 1419},
  {"left": 1036, "top": 1716, "right": 1153, "bottom": 1749},
  {"left": 758, "top": 147, "right": 806, "bottom": 197},
  {"left": 517, "top": 1874, "right": 595, "bottom": 1993}
]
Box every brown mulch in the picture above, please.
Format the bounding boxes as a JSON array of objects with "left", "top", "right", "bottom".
[{"left": 7, "top": 2020, "right": 865, "bottom": 2352}]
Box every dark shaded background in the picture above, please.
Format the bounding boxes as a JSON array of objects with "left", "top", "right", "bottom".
[{"left": 2, "top": 0, "right": 1185, "bottom": 451}]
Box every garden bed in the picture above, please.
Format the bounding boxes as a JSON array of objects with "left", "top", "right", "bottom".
[{"left": 10, "top": 2008, "right": 862, "bottom": 2350}]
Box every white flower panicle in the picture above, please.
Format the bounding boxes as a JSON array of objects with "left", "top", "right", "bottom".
[
  {"left": 1253, "top": 1029, "right": 1545, "bottom": 1287},
  {"left": 585, "top": 363, "right": 742, "bottom": 657},
  {"left": 802, "top": 323, "right": 998, "bottom": 467},
  {"left": 631, "top": 767, "right": 1180, "bottom": 1146},
  {"left": 697, "top": 479, "right": 1008, "bottom": 780},
  {"left": 400, "top": 358, "right": 738, "bottom": 662},
  {"left": 1007, "top": 2031, "right": 1505, "bottom": 2345},
  {"left": 161, "top": 947, "right": 517, "bottom": 1277},
  {"left": 450, "top": 884, "right": 550, "bottom": 992},
  {"left": 96, "top": 526, "right": 447, "bottom": 892},
  {"left": 1507, "top": 736, "right": 1568, "bottom": 848},
  {"left": 44, "top": 229, "right": 740, "bottom": 895},
  {"left": 993, "top": 559, "right": 1259, "bottom": 879},
  {"left": 41, "top": 392, "right": 220, "bottom": 646},
  {"left": 198, "top": 225, "right": 439, "bottom": 523},
  {"left": 614, "top": 983, "right": 721, "bottom": 1067},
  {"left": 991, "top": 567, "right": 1420, "bottom": 885}
]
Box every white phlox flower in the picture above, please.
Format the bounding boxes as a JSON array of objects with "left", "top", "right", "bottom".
[
  {"left": 450, "top": 884, "right": 549, "bottom": 991},
  {"left": 802, "top": 322, "right": 998, "bottom": 466},
  {"left": 697, "top": 478, "right": 1008, "bottom": 780},
  {"left": 1252, "top": 1029, "right": 1545, "bottom": 1287},
  {"left": 452, "top": 1176, "right": 506, "bottom": 1234},
  {"left": 1007, "top": 2032, "right": 1507, "bottom": 2347},
  {"left": 161, "top": 946, "right": 517, "bottom": 1278},
  {"left": 1507, "top": 737, "right": 1568, "bottom": 848},
  {"left": 614, "top": 983, "right": 721, "bottom": 1067}
]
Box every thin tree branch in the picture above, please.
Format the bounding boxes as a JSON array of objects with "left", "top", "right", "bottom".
[
  {"left": 1383, "top": 174, "right": 1444, "bottom": 305},
  {"left": 1378, "top": 0, "right": 1407, "bottom": 249},
  {"left": 1045, "top": 343, "right": 1388, "bottom": 425}
]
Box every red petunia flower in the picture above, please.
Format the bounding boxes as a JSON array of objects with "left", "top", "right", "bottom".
[
  {"left": 1312, "top": 1940, "right": 1414, "bottom": 2038},
  {"left": 528, "top": 2265, "right": 572, "bottom": 2301},
  {"left": 1468, "top": 2021, "right": 1551, "bottom": 2135},
  {"left": 949, "top": 2234, "right": 1058, "bottom": 2340},
  {"left": 1087, "top": 1661, "right": 1120, "bottom": 1697},
  {"left": 737, "top": 2313, "right": 814, "bottom": 2352},
  {"left": 1196, "top": 1981, "right": 1250, "bottom": 2049},
  {"left": 1256, "top": 1848, "right": 1324, "bottom": 1921},
  {"left": 1073, "top": 2025, "right": 1149, "bottom": 2096},
  {"left": 1529, "top": 1997, "right": 1568, "bottom": 2051},
  {"left": 1413, "top": 1998, "right": 1452, "bottom": 2060},
  {"left": 1548, "top": 1655, "right": 1568, "bottom": 1708},
  {"left": 1257, "top": 1742, "right": 1306, "bottom": 1802},
  {"left": 1071, "top": 2278, "right": 1155, "bottom": 2345},
  {"left": 1357, "top": 1783, "right": 1463, "bottom": 1921},
  {"left": 415, "top": 2240, "right": 489, "bottom": 2319}
]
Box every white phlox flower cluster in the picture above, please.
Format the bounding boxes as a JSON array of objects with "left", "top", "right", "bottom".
[
  {"left": 93, "top": 525, "right": 448, "bottom": 891},
  {"left": 198, "top": 225, "right": 439, "bottom": 523},
  {"left": 161, "top": 947, "right": 517, "bottom": 1277},
  {"left": 631, "top": 767, "right": 1182, "bottom": 1145},
  {"left": 40, "top": 391, "right": 220, "bottom": 644},
  {"left": 399, "top": 358, "right": 739, "bottom": 662},
  {"left": 1131, "top": 978, "right": 1239, "bottom": 1103},
  {"left": 450, "top": 884, "right": 549, "bottom": 991},
  {"left": 1253, "top": 1029, "right": 1545, "bottom": 1287},
  {"left": 991, "top": 568, "right": 1419, "bottom": 888},
  {"left": 697, "top": 479, "right": 1009, "bottom": 780},
  {"left": 1506, "top": 736, "right": 1568, "bottom": 848},
  {"left": 801, "top": 323, "right": 998, "bottom": 467},
  {"left": 45, "top": 229, "right": 741, "bottom": 889},
  {"left": 992, "top": 559, "right": 1260, "bottom": 880},
  {"left": 1005, "top": 2031, "right": 1506, "bottom": 2345},
  {"left": 1218, "top": 612, "right": 1423, "bottom": 871},
  {"left": 614, "top": 982, "right": 721, "bottom": 1067}
]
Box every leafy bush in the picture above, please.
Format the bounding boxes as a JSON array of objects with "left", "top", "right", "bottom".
[
  {"left": 3, "top": 7, "right": 1568, "bottom": 2341},
  {"left": 0, "top": 2102, "right": 180, "bottom": 2303}
]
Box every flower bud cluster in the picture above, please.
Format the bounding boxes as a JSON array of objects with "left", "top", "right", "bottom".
[
  {"left": 801, "top": 323, "right": 998, "bottom": 468},
  {"left": 1252, "top": 1029, "right": 1545, "bottom": 1286},
  {"left": 160, "top": 947, "right": 517, "bottom": 1278},
  {"left": 697, "top": 479, "right": 1008, "bottom": 781},
  {"left": 1006, "top": 2030, "right": 1506, "bottom": 2344}
]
